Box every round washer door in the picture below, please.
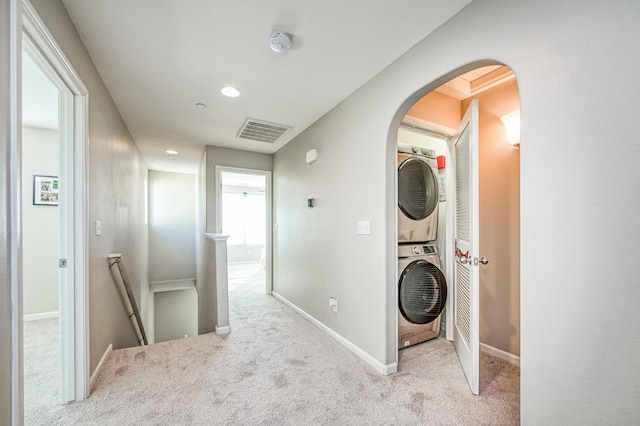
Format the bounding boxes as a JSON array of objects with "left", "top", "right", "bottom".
[
  {"left": 399, "top": 260, "right": 447, "bottom": 324},
  {"left": 398, "top": 157, "right": 439, "bottom": 221}
]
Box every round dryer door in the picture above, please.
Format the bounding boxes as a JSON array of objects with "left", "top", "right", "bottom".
[
  {"left": 399, "top": 260, "right": 447, "bottom": 324},
  {"left": 398, "top": 157, "right": 439, "bottom": 221}
]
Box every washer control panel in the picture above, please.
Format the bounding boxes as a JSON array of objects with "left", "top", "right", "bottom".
[{"left": 398, "top": 243, "right": 438, "bottom": 257}]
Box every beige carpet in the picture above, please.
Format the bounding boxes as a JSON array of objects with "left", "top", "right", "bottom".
[
  {"left": 34, "top": 268, "right": 519, "bottom": 425},
  {"left": 24, "top": 317, "right": 60, "bottom": 424}
]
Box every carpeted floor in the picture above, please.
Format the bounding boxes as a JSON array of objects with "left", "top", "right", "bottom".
[
  {"left": 24, "top": 316, "right": 60, "bottom": 424},
  {"left": 31, "top": 266, "right": 519, "bottom": 425}
]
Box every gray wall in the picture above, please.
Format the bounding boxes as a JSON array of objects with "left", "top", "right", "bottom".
[
  {"left": 148, "top": 171, "right": 196, "bottom": 282},
  {"left": 205, "top": 146, "right": 272, "bottom": 232},
  {"left": 148, "top": 171, "right": 197, "bottom": 343},
  {"left": 22, "top": 126, "right": 59, "bottom": 316},
  {"left": 274, "top": 1, "right": 640, "bottom": 423},
  {"left": 29, "top": 0, "right": 149, "bottom": 374},
  {"left": 154, "top": 289, "right": 198, "bottom": 343}
]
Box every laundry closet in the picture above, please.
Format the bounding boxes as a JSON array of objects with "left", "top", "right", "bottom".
[
  {"left": 396, "top": 65, "right": 521, "bottom": 368},
  {"left": 396, "top": 126, "right": 449, "bottom": 348}
]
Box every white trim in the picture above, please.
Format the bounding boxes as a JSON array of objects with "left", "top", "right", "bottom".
[
  {"left": 204, "top": 232, "right": 230, "bottom": 242},
  {"left": 22, "top": 0, "right": 90, "bottom": 403},
  {"left": 215, "top": 325, "right": 230, "bottom": 335},
  {"left": 10, "top": 0, "right": 23, "bottom": 423},
  {"left": 480, "top": 342, "right": 520, "bottom": 367},
  {"left": 149, "top": 279, "right": 196, "bottom": 293},
  {"left": 272, "top": 291, "right": 397, "bottom": 376},
  {"left": 391, "top": 142, "right": 399, "bottom": 370},
  {"left": 403, "top": 115, "right": 456, "bottom": 137},
  {"left": 214, "top": 166, "right": 273, "bottom": 295},
  {"left": 445, "top": 136, "right": 455, "bottom": 342},
  {"left": 90, "top": 344, "right": 112, "bottom": 390},
  {"left": 23, "top": 311, "right": 59, "bottom": 321}
]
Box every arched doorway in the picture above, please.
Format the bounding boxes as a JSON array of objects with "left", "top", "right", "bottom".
[{"left": 391, "top": 63, "right": 521, "bottom": 395}]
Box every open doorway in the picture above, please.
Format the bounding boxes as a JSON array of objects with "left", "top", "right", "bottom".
[
  {"left": 395, "top": 64, "right": 520, "bottom": 395},
  {"left": 20, "top": 2, "right": 90, "bottom": 416},
  {"left": 216, "top": 167, "right": 272, "bottom": 295},
  {"left": 21, "top": 44, "right": 62, "bottom": 418}
]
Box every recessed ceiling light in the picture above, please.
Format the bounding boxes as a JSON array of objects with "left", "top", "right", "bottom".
[
  {"left": 195, "top": 102, "right": 207, "bottom": 109},
  {"left": 221, "top": 86, "right": 240, "bottom": 98},
  {"left": 166, "top": 150, "right": 178, "bottom": 155}
]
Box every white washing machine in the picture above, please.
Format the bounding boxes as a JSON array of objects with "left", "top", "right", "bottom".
[
  {"left": 397, "top": 144, "right": 440, "bottom": 243},
  {"left": 398, "top": 243, "right": 447, "bottom": 349}
]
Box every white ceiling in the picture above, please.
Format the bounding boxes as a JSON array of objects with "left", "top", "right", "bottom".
[{"left": 59, "top": 0, "right": 472, "bottom": 173}]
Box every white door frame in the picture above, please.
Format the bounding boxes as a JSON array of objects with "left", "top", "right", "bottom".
[
  {"left": 215, "top": 166, "right": 272, "bottom": 294},
  {"left": 21, "top": 0, "right": 89, "bottom": 403},
  {"left": 444, "top": 137, "right": 455, "bottom": 342}
]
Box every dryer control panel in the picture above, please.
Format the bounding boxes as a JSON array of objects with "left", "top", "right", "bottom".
[{"left": 397, "top": 143, "right": 436, "bottom": 159}]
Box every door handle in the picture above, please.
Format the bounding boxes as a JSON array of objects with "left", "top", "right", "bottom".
[
  {"left": 479, "top": 257, "right": 489, "bottom": 265},
  {"left": 457, "top": 257, "right": 470, "bottom": 264}
]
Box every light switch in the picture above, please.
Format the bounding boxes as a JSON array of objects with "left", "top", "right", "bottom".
[
  {"left": 357, "top": 221, "right": 370, "bottom": 235},
  {"left": 95, "top": 220, "right": 102, "bottom": 236}
]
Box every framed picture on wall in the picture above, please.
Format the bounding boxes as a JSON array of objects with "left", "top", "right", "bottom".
[{"left": 33, "top": 175, "right": 59, "bottom": 206}]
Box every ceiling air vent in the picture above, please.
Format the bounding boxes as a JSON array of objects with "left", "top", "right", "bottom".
[{"left": 236, "top": 118, "right": 292, "bottom": 144}]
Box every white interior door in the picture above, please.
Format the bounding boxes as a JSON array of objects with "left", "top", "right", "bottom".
[{"left": 453, "top": 99, "right": 480, "bottom": 395}]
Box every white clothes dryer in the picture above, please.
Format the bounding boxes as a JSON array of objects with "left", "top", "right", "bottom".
[
  {"left": 398, "top": 243, "right": 447, "bottom": 349},
  {"left": 397, "top": 144, "right": 440, "bottom": 243}
]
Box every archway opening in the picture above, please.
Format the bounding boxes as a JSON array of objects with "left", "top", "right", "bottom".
[{"left": 393, "top": 63, "right": 521, "bottom": 396}]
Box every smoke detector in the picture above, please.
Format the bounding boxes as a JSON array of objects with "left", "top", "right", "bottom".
[{"left": 269, "top": 31, "right": 292, "bottom": 53}]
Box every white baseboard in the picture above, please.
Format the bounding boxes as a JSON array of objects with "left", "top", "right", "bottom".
[
  {"left": 215, "top": 325, "right": 230, "bottom": 335},
  {"left": 480, "top": 342, "right": 520, "bottom": 366},
  {"left": 272, "top": 291, "right": 397, "bottom": 376},
  {"left": 149, "top": 279, "right": 196, "bottom": 293},
  {"left": 90, "top": 343, "right": 113, "bottom": 390},
  {"left": 23, "top": 311, "right": 59, "bottom": 321}
]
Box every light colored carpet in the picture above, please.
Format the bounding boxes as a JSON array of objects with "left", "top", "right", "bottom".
[
  {"left": 24, "top": 317, "right": 60, "bottom": 425},
  {"left": 34, "top": 269, "right": 519, "bottom": 425}
]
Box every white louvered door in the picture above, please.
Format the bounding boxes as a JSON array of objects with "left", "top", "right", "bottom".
[{"left": 453, "top": 99, "right": 480, "bottom": 395}]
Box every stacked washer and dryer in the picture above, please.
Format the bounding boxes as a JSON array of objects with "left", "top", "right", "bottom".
[{"left": 397, "top": 143, "right": 448, "bottom": 349}]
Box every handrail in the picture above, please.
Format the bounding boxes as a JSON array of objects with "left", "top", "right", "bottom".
[{"left": 107, "top": 253, "right": 148, "bottom": 345}]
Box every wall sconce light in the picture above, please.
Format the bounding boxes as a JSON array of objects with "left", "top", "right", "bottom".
[{"left": 501, "top": 110, "right": 520, "bottom": 147}]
